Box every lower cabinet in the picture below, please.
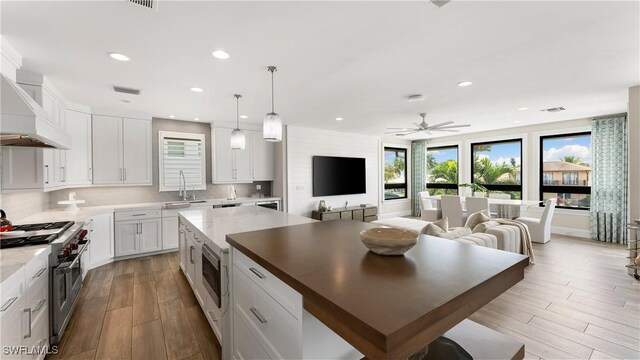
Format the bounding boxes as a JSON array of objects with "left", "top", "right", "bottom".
[
  {"left": 87, "top": 213, "right": 114, "bottom": 267},
  {"left": 178, "top": 219, "right": 188, "bottom": 272},
  {"left": 115, "top": 214, "right": 162, "bottom": 257}
]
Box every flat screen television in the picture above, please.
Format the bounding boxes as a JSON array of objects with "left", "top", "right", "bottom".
[{"left": 313, "top": 156, "right": 366, "bottom": 196}]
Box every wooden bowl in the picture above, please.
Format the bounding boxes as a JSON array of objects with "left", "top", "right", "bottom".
[{"left": 360, "top": 227, "right": 419, "bottom": 256}]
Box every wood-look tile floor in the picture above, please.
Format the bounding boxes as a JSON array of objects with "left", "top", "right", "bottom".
[
  {"left": 48, "top": 236, "right": 639, "bottom": 360},
  {"left": 48, "top": 252, "right": 221, "bottom": 360}
]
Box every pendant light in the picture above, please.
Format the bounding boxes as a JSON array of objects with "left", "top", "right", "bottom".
[
  {"left": 263, "top": 66, "right": 282, "bottom": 142},
  {"left": 230, "top": 94, "right": 246, "bottom": 150}
]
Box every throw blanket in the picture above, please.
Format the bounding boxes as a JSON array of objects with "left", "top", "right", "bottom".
[{"left": 495, "top": 218, "right": 535, "bottom": 264}]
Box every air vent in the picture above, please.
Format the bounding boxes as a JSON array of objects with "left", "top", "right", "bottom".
[
  {"left": 540, "top": 107, "right": 566, "bottom": 113},
  {"left": 113, "top": 86, "right": 141, "bottom": 95},
  {"left": 129, "top": 0, "right": 155, "bottom": 10},
  {"left": 430, "top": 0, "right": 451, "bottom": 7}
]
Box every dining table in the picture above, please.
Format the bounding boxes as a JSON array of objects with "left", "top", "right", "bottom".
[{"left": 425, "top": 195, "right": 543, "bottom": 219}]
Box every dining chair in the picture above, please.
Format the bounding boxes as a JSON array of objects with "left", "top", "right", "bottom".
[
  {"left": 418, "top": 191, "right": 441, "bottom": 222},
  {"left": 466, "top": 197, "right": 490, "bottom": 217},
  {"left": 516, "top": 198, "right": 557, "bottom": 243},
  {"left": 441, "top": 195, "right": 465, "bottom": 227},
  {"left": 489, "top": 193, "right": 511, "bottom": 217}
]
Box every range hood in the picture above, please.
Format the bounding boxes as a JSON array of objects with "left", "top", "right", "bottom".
[{"left": 0, "top": 74, "right": 71, "bottom": 149}]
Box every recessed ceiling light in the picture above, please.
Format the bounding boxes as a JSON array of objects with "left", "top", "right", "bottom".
[
  {"left": 517, "top": 107, "right": 529, "bottom": 111},
  {"left": 109, "top": 52, "right": 130, "bottom": 61},
  {"left": 190, "top": 87, "right": 204, "bottom": 93},
  {"left": 194, "top": 118, "right": 200, "bottom": 121},
  {"left": 240, "top": 115, "right": 248, "bottom": 119},
  {"left": 212, "top": 50, "right": 230, "bottom": 60},
  {"left": 457, "top": 81, "right": 472, "bottom": 87},
  {"left": 169, "top": 115, "right": 175, "bottom": 118},
  {"left": 513, "top": 120, "right": 522, "bottom": 123},
  {"left": 335, "top": 117, "right": 344, "bottom": 121}
]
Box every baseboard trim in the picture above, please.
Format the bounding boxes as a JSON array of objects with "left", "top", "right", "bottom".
[
  {"left": 552, "top": 226, "right": 591, "bottom": 239},
  {"left": 379, "top": 210, "right": 412, "bottom": 219}
]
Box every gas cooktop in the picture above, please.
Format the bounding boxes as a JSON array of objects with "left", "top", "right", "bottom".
[{"left": 0, "top": 221, "right": 74, "bottom": 249}]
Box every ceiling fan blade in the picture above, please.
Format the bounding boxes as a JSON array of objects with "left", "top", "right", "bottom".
[
  {"left": 413, "top": 122, "right": 425, "bottom": 129},
  {"left": 396, "top": 130, "right": 421, "bottom": 136},
  {"left": 434, "top": 124, "right": 471, "bottom": 129},
  {"left": 386, "top": 128, "right": 413, "bottom": 130},
  {"left": 433, "top": 129, "right": 460, "bottom": 132},
  {"left": 426, "top": 121, "right": 454, "bottom": 129}
]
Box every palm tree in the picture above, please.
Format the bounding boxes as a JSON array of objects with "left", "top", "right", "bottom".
[
  {"left": 562, "top": 156, "right": 589, "bottom": 167},
  {"left": 473, "top": 157, "right": 517, "bottom": 184},
  {"left": 428, "top": 160, "right": 458, "bottom": 184}
]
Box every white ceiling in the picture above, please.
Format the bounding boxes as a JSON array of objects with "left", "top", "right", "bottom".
[{"left": 2, "top": 1, "right": 638, "bottom": 139}]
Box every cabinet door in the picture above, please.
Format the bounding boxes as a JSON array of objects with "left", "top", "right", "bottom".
[
  {"left": 122, "top": 118, "right": 152, "bottom": 185},
  {"left": 115, "top": 221, "right": 138, "bottom": 257},
  {"left": 1, "top": 147, "right": 42, "bottom": 190},
  {"left": 179, "top": 223, "right": 187, "bottom": 273},
  {"left": 193, "top": 245, "right": 204, "bottom": 307},
  {"left": 251, "top": 131, "right": 274, "bottom": 181},
  {"left": 185, "top": 239, "right": 196, "bottom": 286},
  {"left": 42, "top": 149, "right": 55, "bottom": 188},
  {"left": 234, "top": 140, "right": 253, "bottom": 183},
  {"left": 53, "top": 150, "right": 67, "bottom": 185},
  {"left": 92, "top": 115, "right": 123, "bottom": 184},
  {"left": 89, "top": 213, "right": 114, "bottom": 265},
  {"left": 162, "top": 217, "right": 179, "bottom": 250},
  {"left": 213, "top": 127, "right": 235, "bottom": 183},
  {"left": 66, "top": 110, "right": 93, "bottom": 185},
  {"left": 139, "top": 218, "right": 162, "bottom": 253},
  {"left": 0, "top": 297, "right": 24, "bottom": 360}
]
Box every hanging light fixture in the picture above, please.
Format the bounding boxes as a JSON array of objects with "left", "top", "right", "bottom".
[
  {"left": 263, "top": 66, "right": 282, "bottom": 142},
  {"left": 230, "top": 94, "right": 246, "bottom": 150}
]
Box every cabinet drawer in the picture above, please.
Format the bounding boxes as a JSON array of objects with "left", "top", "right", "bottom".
[
  {"left": 364, "top": 208, "right": 377, "bottom": 217},
  {"left": 26, "top": 273, "right": 48, "bottom": 326},
  {"left": 322, "top": 212, "right": 340, "bottom": 221},
  {"left": 23, "top": 308, "right": 49, "bottom": 360},
  {"left": 340, "top": 211, "right": 352, "bottom": 220},
  {"left": 233, "top": 308, "right": 272, "bottom": 360},
  {"left": 352, "top": 209, "right": 364, "bottom": 221},
  {"left": 115, "top": 210, "right": 161, "bottom": 221},
  {"left": 233, "top": 269, "right": 300, "bottom": 359},
  {"left": 25, "top": 252, "right": 49, "bottom": 290},
  {"left": 233, "top": 249, "right": 302, "bottom": 319}
]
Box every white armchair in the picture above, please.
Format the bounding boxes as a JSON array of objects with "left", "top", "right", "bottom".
[
  {"left": 441, "top": 195, "right": 465, "bottom": 227},
  {"left": 516, "top": 199, "right": 557, "bottom": 243},
  {"left": 418, "top": 191, "right": 441, "bottom": 222}
]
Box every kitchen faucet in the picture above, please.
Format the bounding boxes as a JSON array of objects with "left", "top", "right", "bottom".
[{"left": 179, "top": 170, "right": 187, "bottom": 201}]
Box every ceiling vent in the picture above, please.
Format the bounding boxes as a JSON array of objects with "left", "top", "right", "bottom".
[
  {"left": 113, "top": 86, "right": 141, "bottom": 95},
  {"left": 540, "top": 106, "right": 566, "bottom": 113},
  {"left": 430, "top": 0, "right": 451, "bottom": 7},
  {"left": 128, "top": 0, "right": 156, "bottom": 10}
]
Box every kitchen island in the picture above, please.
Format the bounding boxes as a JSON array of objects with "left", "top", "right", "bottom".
[{"left": 226, "top": 220, "right": 529, "bottom": 360}]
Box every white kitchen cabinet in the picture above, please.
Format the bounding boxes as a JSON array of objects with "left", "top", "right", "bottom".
[
  {"left": 1, "top": 147, "right": 58, "bottom": 192},
  {"left": 88, "top": 213, "right": 114, "bottom": 267},
  {"left": 179, "top": 219, "right": 188, "bottom": 272},
  {"left": 194, "top": 243, "right": 205, "bottom": 307},
  {"left": 251, "top": 131, "right": 274, "bottom": 181},
  {"left": 139, "top": 218, "right": 162, "bottom": 253},
  {"left": 162, "top": 216, "right": 179, "bottom": 250},
  {"left": 115, "top": 220, "right": 139, "bottom": 257},
  {"left": 0, "top": 269, "right": 24, "bottom": 360},
  {"left": 92, "top": 115, "right": 151, "bottom": 186},
  {"left": 53, "top": 149, "right": 67, "bottom": 185},
  {"left": 212, "top": 127, "right": 254, "bottom": 184},
  {"left": 65, "top": 110, "right": 93, "bottom": 185},
  {"left": 185, "top": 237, "right": 197, "bottom": 286}
]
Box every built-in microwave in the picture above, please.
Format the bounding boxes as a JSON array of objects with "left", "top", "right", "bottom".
[{"left": 201, "top": 243, "right": 221, "bottom": 308}]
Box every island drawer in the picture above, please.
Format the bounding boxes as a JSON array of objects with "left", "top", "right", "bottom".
[
  {"left": 115, "top": 210, "right": 161, "bottom": 221},
  {"left": 233, "top": 249, "right": 302, "bottom": 319},
  {"left": 233, "top": 268, "right": 301, "bottom": 359},
  {"left": 233, "top": 308, "right": 272, "bottom": 360},
  {"left": 25, "top": 250, "right": 49, "bottom": 290}
]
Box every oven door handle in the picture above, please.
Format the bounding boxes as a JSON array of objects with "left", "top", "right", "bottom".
[{"left": 55, "top": 240, "right": 91, "bottom": 273}]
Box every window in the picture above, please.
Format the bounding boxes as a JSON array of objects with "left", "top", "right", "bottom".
[
  {"left": 426, "top": 146, "right": 458, "bottom": 195},
  {"left": 540, "top": 132, "right": 591, "bottom": 209},
  {"left": 384, "top": 147, "right": 407, "bottom": 200},
  {"left": 159, "top": 131, "right": 206, "bottom": 192},
  {"left": 472, "top": 139, "right": 522, "bottom": 199}
]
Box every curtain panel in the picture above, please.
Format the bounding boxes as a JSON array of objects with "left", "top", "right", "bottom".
[
  {"left": 411, "top": 140, "right": 427, "bottom": 216},
  {"left": 590, "top": 115, "right": 628, "bottom": 244}
]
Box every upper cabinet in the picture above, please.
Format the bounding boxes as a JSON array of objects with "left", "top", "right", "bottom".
[
  {"left": 212, "top": 127, "right": 272, "bottom": 184},
  {"left": 65, "top": 110, "right": 92, "bottom": 185},
  {"left": 92, "top": 115, "right": 152, "bottom": 186}
]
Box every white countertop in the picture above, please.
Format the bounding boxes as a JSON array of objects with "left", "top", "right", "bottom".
[
  {"left": 14, "top": 197, "right": 282, "bottom": 224},
  {"left": 0, "top": 245, "right": 50, "bottom": 284},
  {"left": 179, "top": 206, "right": 316, "bottom": 253}
]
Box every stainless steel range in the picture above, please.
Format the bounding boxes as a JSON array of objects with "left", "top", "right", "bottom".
[{"left": 1, "top": 221, "right": 90, "bottom": 344}]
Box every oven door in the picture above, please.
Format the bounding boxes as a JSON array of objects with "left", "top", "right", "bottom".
[
  {"left": 201, "top": 244, "right": 221, "bottom": 308},
  {"left": 51, "top": 242, "right": 88, "bottom": 343}
]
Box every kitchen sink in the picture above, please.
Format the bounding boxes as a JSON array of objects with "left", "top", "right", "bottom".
[
  {"left": 163, "top": 201, "right": 192, "bottom": 209},
  {"left": 189, "top": 200, "right": 207, "bottom": 203}
]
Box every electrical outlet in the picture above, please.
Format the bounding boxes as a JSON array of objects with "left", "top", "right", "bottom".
[{"left": 296, "top": 185, "right": 304, "bottom": 191}]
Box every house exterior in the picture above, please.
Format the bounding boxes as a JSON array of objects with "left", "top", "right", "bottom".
[{"left": 542, "top": 161, "right": 591, "bottom": 186}]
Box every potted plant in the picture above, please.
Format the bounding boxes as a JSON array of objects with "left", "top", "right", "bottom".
[{"left": 458, "top": 183, "right": 488, "bottom": 197}]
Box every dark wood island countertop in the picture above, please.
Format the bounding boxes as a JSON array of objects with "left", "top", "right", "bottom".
[{"left": 227, "top": 220, "right": 529, "bottom": 359}]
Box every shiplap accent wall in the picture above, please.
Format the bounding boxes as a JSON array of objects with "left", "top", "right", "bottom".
[{"left": 286, "top": 126, "right": 380, "bottom": 217}]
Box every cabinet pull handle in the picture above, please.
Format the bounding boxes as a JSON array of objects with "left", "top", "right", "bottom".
[
  {"left": 90, "top": 219, "right": 94, "bottom": 232},
  {"left": 24, "top": 308, "right": 32, "bottom": 339},
  {"left": 45, "top": 165, "right": 50, "bottom": 184},
  {"left": 61, "top": 166, "right": 66, "bottom": 182},
  {"left": 89, "top": 167, "right": 92, "bottom": 181},
  {"left": 190, "top": 246, "right": 195, "bottom": 264},
  {"left": 120, "top": 168, "right": 123, "bottom": 181},
  {"left": 249, "top": 307, "right": 267, "bottom": 324},
  {"left": 33, "top": 298, "right": 47, "bottom": 313},
  {"left": 249, "top": 267, "right": 266, "bottom": 279},
  {"left": 32, "top": 267, "right": 47, "bottom": 279},
  {"left": 0, "top": 297, "right": 18, "bottom": 312},
  {"left": 124, "top": 168, "right": 127, "bottom": 181},
  {"left": 131, "top": 214, "right": 146, "bottom": 217}
]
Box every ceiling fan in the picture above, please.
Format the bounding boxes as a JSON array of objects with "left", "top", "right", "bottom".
[{"left": 386, "top": 113, "right": 470, "bottom": 136}]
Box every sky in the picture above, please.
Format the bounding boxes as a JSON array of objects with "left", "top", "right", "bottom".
[{"left": 542, "top": 134, "right": 591, "bottom": 164}]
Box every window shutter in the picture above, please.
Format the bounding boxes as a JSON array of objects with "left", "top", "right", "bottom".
[{"left": 161, "top": 137, "right": 204, "bottom": 190}]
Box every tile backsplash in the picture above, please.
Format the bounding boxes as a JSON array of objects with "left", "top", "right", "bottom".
[
  {"left": 47, "top": 182, "right": 272, "bottom": 208},
  {"left": 0, "top": 192, "right": 49, "bottom": 222}
]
